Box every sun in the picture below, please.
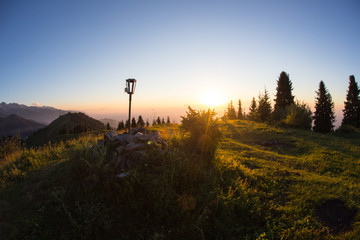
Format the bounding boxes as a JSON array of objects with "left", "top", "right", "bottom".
[{"left": 200, "top": 90, "right": 226, "bottom": 107}]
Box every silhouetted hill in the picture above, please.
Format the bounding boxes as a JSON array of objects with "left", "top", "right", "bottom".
[
  {"left": 99, "top": 118, "right": 119, "bottom": 129},
  {"left": 27, "top": 112, "right": 105, "bottom": 146},
  {"left": 0, "top": 114, "right": 46, "bottom": 138},
  {"left": 0, "top": 102, "right": 67, "bottom": 124}
]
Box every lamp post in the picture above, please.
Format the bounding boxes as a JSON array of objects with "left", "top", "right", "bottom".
[{"left": 125, "top": 78, "right": 137, "bottom": 133}]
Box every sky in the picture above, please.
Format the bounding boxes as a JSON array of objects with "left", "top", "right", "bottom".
[{"left": 1, "top": 0, "right": 359, "bottom": 124}]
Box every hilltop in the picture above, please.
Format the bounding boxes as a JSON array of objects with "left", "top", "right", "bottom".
[
  {"left": 0, "top": 114, "right": 45, "bottom": 138},
  {"left": 0, "top": 119, "right": 359, "bottom": 239},
  {"left": 26, "top": 112, "right": 105, "bottom": 146}
]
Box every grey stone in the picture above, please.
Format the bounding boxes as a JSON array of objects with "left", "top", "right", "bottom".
[
  {"left": 117, "top": 172, "right": 130, "bottom": 178},
  {"left": 104, "top": 131, "right": 118, "bottom": 143},
  {"left": 113, "top": 135, "right": 127, "bottom": 146},
  {"left": 122, "top": 134, "right": 136, "bottom": 144},
  {"left": 116, "top": 145, "right": 125, "bottom": 155},
  {"left": 125, "top": 142, "right": 145, "bottom": 152}
]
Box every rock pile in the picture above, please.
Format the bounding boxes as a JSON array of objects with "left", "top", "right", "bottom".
[{"left": 100, "top": 127, "right": 164, "bottom": 175}]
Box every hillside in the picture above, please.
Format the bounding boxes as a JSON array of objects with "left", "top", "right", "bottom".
[
  {"left": 0, "top": 102, "right": 67, "bottom": 124},
  {"left": 99, "top": 118, "right": 119, "bottom": 129},
  {"left": 26, "top": 112, "right": 105, "bottom": 146},
  {"left": 0, "top": 114, "right": 46, "bottom": 138},
  {"left": 0, "top": 120, "right": 359, "bottom": 239}
]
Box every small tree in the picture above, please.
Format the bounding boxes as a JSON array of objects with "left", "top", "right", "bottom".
[
  {"left": 313, "top": 81, "right": 335, "bottom": 133},
  {"left": 125, "top": 119, "right": 130, "bottom": 129},
  {"left": 248, "top": 97, "right": 259, "bottom": 121},
  {"left": 105, "top": 122, "right": 112, "bottom": 130},
  {"left": 237, "top": 99, "right": 243, "bottom": 120},
  {"left": 152, "top": 119, "right": 157, "bottom": 126},
  {"left": 284, "top": 101, "right": 312, "bottom": 129},
  {"left": 137, "top": 115, "right": 145, "bottom": 127},
  {"left": 161, "top": 118, "right": 165, "bottom": 124},
  {"left": 166, "top": 116, "right": 171, "bottom": 124},
  {"left": 156, "top": 117, "right": 161, "bottom": 125},
  {"left": 117, "top": 120, "right": 125, "bottom": 130},
  {"left": 225, "top": 100, "right": 237, "bottom": 120},
  {"left": 257, "top": 89, "right": 272, "bottom": 122},
  {"left": 131, "top": 117, "right": 137, "bottom": 128},
  {"left": 146, "top": 119, "right": 150, "bottom": 127},
  {"left": 342, "top": 75, "right": 360, "bottom": 128}
]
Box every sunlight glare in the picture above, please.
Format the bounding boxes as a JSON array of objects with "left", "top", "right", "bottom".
[{"left": 200, "top": 90, "right": 226, "bottom": 107}]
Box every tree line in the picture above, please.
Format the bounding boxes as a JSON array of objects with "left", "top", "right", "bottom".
[
  {"left": 111, "top": 115, "right": 172, "bottom": 131},
  {"left": 225, "top": 72, "right": 360, "bottom": 133}
]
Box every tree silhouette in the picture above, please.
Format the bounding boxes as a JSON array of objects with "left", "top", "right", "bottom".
[
  {"left": 313, "top": 81, "right": 335, "bottom": 133},
  {"left": 342, "top": 75, "right": 360, "bottom": 128},
  {"left": 257, "top": 88, "right": 272, "bottom": 122},
  {"left": 137, "top": 115, "right": 145, "bottom": 127},
  {"left": 274, "top": 71, "right": 294, "bottom": 110},
  {"left": 146, "top": 119, "right": 150, "bottom": 127},
  {"left": 105, "top": 122, "right": 111, "bottom": 130},
  {"left": 161, "top": 118, "right": 165, "bottom": 124},
  {"left": 166, "top": 116, "right": 171, "bottom": 124},
  {"left": 152, "top": 119, "right": 157, "bottom": 126},
  {"left": 248, "top": 97, "right": 258, "bottom": 121},
  {"left": 131, "top": 117, "right": 137, "bottom": 128},
  {"left": 117, "top": 120, "right": 125, "bottom": 130},
  {"left": 237, "top": 99, "right": 243, "bottom": 120},
  {"left": 156, "top": 117, "right": 161, "bottom": 125},
  {"left": 225, "top": 100, "right": 237, "bottom": 120},
  {"left": 125, "top": 120, "right": 130, "bottom": 129}
]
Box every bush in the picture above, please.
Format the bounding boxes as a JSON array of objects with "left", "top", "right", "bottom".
[
  {"left": 335, "top": 124, "right": 360, "bottom": 138},
  {"left": 181, "top": 107, "right": 221, "bottom": 158},
  {"left": 0, "top": 136, "right": 23, "bottom": 161},
  {"left": 284, "top": 102, "right": 312, "bottom": 129}
]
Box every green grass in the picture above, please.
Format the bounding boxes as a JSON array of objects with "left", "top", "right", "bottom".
[{"left": 0, "top": 121, "right": 359, "bottom": 239}]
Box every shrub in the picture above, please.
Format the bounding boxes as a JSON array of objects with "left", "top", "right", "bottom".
[
  {"left": 0, "top": 136, "right": 23, "bottom": 161},
  {"left": 284, "top": 101, "right": 312, "bottom": 129},
  {"left": 181, "top": 107, "right": 221, "bottom": 158}
]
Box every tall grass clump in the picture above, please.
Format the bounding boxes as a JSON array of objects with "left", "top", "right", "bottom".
[{"left": 180, "top": 107, "right": 221, "bottom": 159}]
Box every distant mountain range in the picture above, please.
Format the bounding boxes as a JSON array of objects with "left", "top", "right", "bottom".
[
  {"left": 99, "top": 118, "right": 119, "bottom": 129},
  {"left": 0, "top": 114, "right": 46, "bottom": 138},
  {"left": 27, "top": 112, "right": 105, "bottom": 146},
  {"left": 0, "top": 102, "right": 67, "bottom": 124}
]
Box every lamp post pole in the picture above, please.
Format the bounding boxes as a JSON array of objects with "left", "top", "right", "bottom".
[{"left": 125, "top": 78, "right": 136, "bottom": 133}]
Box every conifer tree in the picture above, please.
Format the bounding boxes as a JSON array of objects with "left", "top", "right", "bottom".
[
  {"left": 125, "top": 119, "right": 130, "bottom": 129},
  {"left": 249, "top": 97, "right": 257, "bottom": 115},
  {"left": 226, "top": 100, "right": 237, "bottom": 119},
  {"left": 161, "top": 118, "right": 165, "bottom": 124},
  {"left": 146, "top": 119, "right": 150, "bottom": 127},
  {"left": 131, "top": 117, "right": 137, "bottom": 128},
  {"left": 137, "top": 115, "right": 145, "bottom": 127},
  {"left": 342, "top": 75, "right": 360, "bottom": 127},
  {"left": 117, "top": 120, "right": 125, "bottom": 130},
  {"left": 274, "top": 71, "right": 294, "bottom": 110},
  {"left": 152, "top": 119, "right": 157, "bottom": 126},
  {"left": 156, "top": 117, "right": 161, "bottom": 125},
  {"left": 313, "top": 81, "right": 335, "bottom": 133},
  {"left": 257, "top": 88, "right": 272, "bottom": 122},
  {"left": 166, "top": 116, "right": 171, "bottom": 124},
  {"left": 105, "top": 122, "right": 111, "bottom": 130},
  {"left": 237, "top": 99, "right": 243, "bottom": 120}
]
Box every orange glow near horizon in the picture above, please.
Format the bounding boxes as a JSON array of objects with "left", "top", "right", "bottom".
[{"left": 199, "top": 89, "right": 226, "bottom": 108}]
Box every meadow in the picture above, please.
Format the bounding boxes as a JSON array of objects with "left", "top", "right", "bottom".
[{"left": 0, "top": 120, "right": 359, "bottom": 239}]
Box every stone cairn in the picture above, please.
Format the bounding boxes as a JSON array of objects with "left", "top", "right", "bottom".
[{"left": 100, "top": 127, "right": 164, "bottom": 177}]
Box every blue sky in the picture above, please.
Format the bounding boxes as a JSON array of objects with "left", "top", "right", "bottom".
[{"left": 1, "top": 0, "right": 359, "bottom": 123}]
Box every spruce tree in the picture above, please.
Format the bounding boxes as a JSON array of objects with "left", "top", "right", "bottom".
[
  {"left": 131, "top": 117, "right": 137, "bottom": 128},
  {"left": 226, "top": 100, "right": 237, "bottom": 120},
  {"left": 342, "top": 75, "right": 360, "bottom": 127},
  {"left": 237, "top": 99, "right": 243, "bottom": 120},
  {"left": 117, "top": 120, "right": 125, "bottom": 130},
  {"left": 152, "top": 119, "right": 157, "bottom": 126},
  {"left": 156, "top": 117, "right": 161, "bottom": 125},
  {"left": 248, "top": 97, "right": 258, "bottom": 121},
  {"left": 146, "top": 119, "right": 150, "bottom": 127},
  {"left": 257, "top": 88, "right": 272, "bottom": 122},
  {"left": 137, "top": 115, "right": 145, "bottom": 127},
  {"left": 166, "top": 116, "right": 171, "bottom": 124},
  {"left": 313, "top": 81, "right": 335, "bottom": 133},
  {"left": 105, "top": 122, "right": 111, "bottom": 130},
  {"left": 274, "top": 71, "right": 294, "bottom": 110}
]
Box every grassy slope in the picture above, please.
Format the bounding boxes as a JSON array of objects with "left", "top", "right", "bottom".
[
  {"left": 0, "top": 121, "right": 359, "bottom": 239},
  {"left": 216, "top": 120, "right": 360, "bottom": 239}
]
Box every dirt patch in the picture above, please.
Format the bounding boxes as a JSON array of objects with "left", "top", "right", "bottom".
[{"left": 315, "top": 199, "right": 357, "bottom": 234}]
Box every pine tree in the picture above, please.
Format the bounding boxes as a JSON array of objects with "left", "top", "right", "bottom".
[
  {"left": 166, "top": 116, "right": 171, "bottom": 124},
  {"left": 342, "top": 75, "right": 360, "bottom": 127},
  {"left": 152, "top": 119, "right": 157, "bottom": 126},
  {"left": 249, "top": 97, "right": 257, "bottom": 114},
  {"left": 226, "top": 100, "right": 237, "bottom": 119},
  {"left": 146, "top": 119, "right": 150, "bottom": 127},
  {"left": 313, "top": 81, "right": 335, "bottom": 133},
  {"left": 274, "top": 71, "right": 294, "bottom": 110},
  {"left": 237, "top": 99, "right": 243, "bottom": 120},
  {"left": 161, "top": 118, "right": 165, "bottom": 124},
  {"left": 137, "top": 115, "right": 145, "bottom": 127},
  {"left": 117, "top": 120, "right": 125, "bottom": 130},
  {"left": 257, "top": 88, "right": 272, "bottom": 122},
  {"left": 156, "top": 117, "right": 161, "bottom": 125},
  {"left": 131, "top": 117, "right": 137, "bottom": 128},
  {"left": 125, "top": 119, "right": 130, "bottom": 129},
  {"left": 105, "top": 122, "right": 111, "bottom": 130}
]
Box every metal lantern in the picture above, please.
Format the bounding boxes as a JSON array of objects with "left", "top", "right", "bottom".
[{"left": 125, "top": 78, "right": 137, "bottom": 133}]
